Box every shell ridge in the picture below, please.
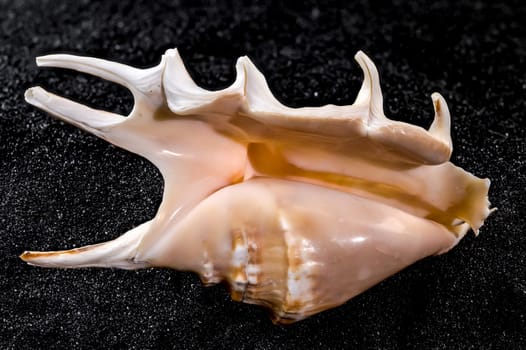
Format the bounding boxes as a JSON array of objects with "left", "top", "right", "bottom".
[{"left": 160, "top": 49, "right": 453, "bottom": 164}]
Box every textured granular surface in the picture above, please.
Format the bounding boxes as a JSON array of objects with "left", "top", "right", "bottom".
[{"left": 1, "top": 0, "right": 525, "bottom": 348}]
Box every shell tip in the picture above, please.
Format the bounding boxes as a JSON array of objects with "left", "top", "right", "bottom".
[
  {"left": 24, "top": 86, "right": 49, "bottom": 105},
  {"left": 428, "top": 92, "right": 452, "bottom": 152},
  {"left": 353, "top": 50, "right": 385, "bottom": 119},
  {"left": 19, "top": 251, "right": 31, "bottom": 262},
  {"left": 35, "top": 56, "right": 49, "bottom": 67},
  {"left": 164, "top": 48, "right": 180, "bottom": 57},
  {"left": 19, "top": 250, "right": 50, "bottom": 266},
  {"left": 24, "top": 87, "right": 35, "bottom": 102},
  {"left": 354, "top": 50, "right": 367, "bottom": 61}
]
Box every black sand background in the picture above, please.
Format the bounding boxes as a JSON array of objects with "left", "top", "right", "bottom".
[{"left": 1, "top": 0, "right": 524, "bottom": 348}]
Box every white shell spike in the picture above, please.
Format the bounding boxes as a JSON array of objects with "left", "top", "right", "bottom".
[{"left": 21, "top": 49, "right": 491, "bottom": 324}]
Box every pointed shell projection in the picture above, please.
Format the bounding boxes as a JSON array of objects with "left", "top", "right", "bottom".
[{"left": 21, "top": 49, "right": 491, "bottom": 323}]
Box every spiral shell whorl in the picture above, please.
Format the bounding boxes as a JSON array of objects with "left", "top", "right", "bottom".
[{"left": 215, "top": 215, "right": 322, "bottom": 323}]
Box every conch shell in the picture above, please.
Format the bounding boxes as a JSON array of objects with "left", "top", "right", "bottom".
[{"left": 21, "top": 49, "right": 491, "bottom": 323}]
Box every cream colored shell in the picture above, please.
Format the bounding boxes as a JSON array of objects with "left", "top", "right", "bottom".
[{"left": 21, "top": 49, "right": 491, "bottom": 323}]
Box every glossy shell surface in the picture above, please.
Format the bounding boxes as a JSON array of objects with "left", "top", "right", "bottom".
[{"left": 21, "top": 49, "right": 491, "bottom": 323}]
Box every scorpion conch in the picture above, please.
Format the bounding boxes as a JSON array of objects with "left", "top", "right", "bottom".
[{"left": 21, "top": 49, "right": 491, "bottom": 323}]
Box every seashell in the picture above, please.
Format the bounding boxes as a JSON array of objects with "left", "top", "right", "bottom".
[{"left": 20, "top": 49, "right": 492, "bottom": 323}]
